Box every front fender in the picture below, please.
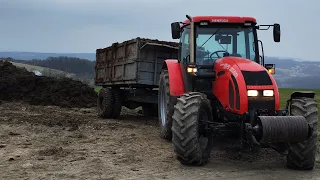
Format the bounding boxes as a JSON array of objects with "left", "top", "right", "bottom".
[{"left": 163, "top": 60, "right": 185, "bottom": 96}]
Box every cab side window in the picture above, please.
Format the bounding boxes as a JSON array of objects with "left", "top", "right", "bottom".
[{"left": 180, "top": 27, "right": 190, "bottom": 65}]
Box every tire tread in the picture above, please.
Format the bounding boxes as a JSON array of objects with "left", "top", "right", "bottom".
[{"left": 287, "top": 97, "right": 318, "bottom": 170}]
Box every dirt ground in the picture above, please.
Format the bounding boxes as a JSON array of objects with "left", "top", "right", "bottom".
[{"left": 0, "top": 102, "right": 320, "bottom": 180}]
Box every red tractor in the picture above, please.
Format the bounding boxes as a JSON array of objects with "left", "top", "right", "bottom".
[{"left": 158, "top": 15, "right": 318, "bottom": 170}]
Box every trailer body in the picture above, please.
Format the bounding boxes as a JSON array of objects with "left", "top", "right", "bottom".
[{"left": 95, "top": 37, "right": 178, "bottom": 88}]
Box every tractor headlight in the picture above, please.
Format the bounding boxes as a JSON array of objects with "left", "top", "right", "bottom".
[
  {"left": 263, "top": 90, "right": 274, "bottom": 96},
  {"left": 187, "top": 67, "right": 197, "bottom": 73},
  {"left": 247, "top": 90, "right": 258, "bottom": 97}
]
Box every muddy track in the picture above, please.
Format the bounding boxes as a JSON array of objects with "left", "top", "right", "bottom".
[{"left": 0, "top": 102, "right": 320, "bottom": 180}]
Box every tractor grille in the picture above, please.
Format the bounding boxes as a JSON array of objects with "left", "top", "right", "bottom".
[
  {"left": 241, "top": 71, "right": 272, "bottom": 85},
  {"left": 248, "top": 96, "right": 275, "bottom": 111}
]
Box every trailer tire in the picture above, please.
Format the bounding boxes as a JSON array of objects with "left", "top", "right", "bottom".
[
  {"left": 158, "top": 70, "right": 177, "bottom": 141},
  {"left": 286, "top": 97, "right": 318, "bottom": 170},
  {"left": 111, "top": 89, "right": 122, "bottom": 119},
  {"left": 97, "top": 88, "right": 113, "bottom": 118},
  {"left": 172, "top": 92, "right": 214, "bottom": 165}
]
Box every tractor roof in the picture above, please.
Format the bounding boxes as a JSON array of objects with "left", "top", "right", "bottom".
[{"left": 183, "top": 16, "right": 257, "bottom": 24}]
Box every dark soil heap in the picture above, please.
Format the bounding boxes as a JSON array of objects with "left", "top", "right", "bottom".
[{"left": 0, "top": 61, "right": 97, "bottom": 108}]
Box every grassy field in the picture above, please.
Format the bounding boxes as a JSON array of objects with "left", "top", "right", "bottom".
[{"left": 94, "top": 86, "right": 102, "bottom": 93}]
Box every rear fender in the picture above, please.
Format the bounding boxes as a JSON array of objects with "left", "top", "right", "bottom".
[
  {"left": 162, "top": 60, "right": 185, "bottom": 96},
  {"left": 290, "top": 91, "right": 315, "bottom": 99},
  {"left": 286, "top": 91, "right": 315, "bottom": 111},
  {"left": 284, "top": 91, "right": 315, "bottom": 111}
]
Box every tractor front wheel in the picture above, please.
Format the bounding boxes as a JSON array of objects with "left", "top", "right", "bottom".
[
  {"left": 172, "top": 92, "right": 214, "bottom": 165},
  {"left": 286, "top": 97, "right": 318, "bottom": 170}
]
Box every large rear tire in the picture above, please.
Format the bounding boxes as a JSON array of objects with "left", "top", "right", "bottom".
[
  {"left": 286, "top": 97, "right": 318, "bottom": 170},
  {"left": 172, "top": 92, "right": 214, "bottom": 165},
  {"left": 158, "top": 69, "right": 177, "bottom": 141},
  {"left": 97, "top": 88, "right": 113, "bottom": 118}
]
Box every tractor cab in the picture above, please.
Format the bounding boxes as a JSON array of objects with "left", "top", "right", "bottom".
[{"left": 179, "top": 21, "right": 257, "bottom": 66}]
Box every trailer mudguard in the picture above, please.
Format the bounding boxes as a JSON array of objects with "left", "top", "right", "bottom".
[{"left": 163, "top": 60, "right": 185, "bottom": 96}]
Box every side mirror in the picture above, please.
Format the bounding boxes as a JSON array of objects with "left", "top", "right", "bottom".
[
  {"left": 273, "top": 23, "right": 280, "bottom": 42},
  {"left": 265, "top": 64, "right": 275, "bottom": 74},
  {"left": 171, "top": 22, "right": 181, "bottom": 39}
]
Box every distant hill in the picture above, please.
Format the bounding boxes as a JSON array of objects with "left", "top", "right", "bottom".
[
  {"left": 263, "top": 57, "right": 320, "bottom": 89},
  {"left": 1, "top": 57, "right": 95, "bottom": 86},
  {"left": 0, "top": 51, "right": 95, "bottom": 61},
  {"left": 1, "top": 51, "right": 319, "bottom": 89},
  {"left": 9, "top": 61, "right": 76, "bottom": 78},
  {"left": 4, "top": 57, "right": 95, "bottom": 80}
]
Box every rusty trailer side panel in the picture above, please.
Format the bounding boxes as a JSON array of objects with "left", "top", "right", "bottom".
[{"left": 94, "top": 37, "right": 179, "bottom": 87}]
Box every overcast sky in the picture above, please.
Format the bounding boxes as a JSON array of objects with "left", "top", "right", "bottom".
[{"left": 0, "top": 0, "right": 319, "bottom": 61}]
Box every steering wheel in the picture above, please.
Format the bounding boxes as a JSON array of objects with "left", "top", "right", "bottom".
[{"left": 209, "top": 50, "right": 229, "bottom": 60}]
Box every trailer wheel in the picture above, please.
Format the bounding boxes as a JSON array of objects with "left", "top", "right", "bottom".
[
  {"left": 111, "top": 89, "right": 122, "bottom": 119},
  {"left": 158, "top": 69, "right": 177, "bottom": 141},
  {"left": 172, "top": 92, "right": 214, "bottom": 165},
  {"left": 97, "top": 88, "right": 113, "bottom": 118},
  {"left": 286, "top": 97, "right": 318, "bottom": 170}
]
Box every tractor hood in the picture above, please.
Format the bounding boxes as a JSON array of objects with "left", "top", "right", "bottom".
[
  {"left": 214, "top": 56, "right": 273, "bottom": 87},
  {"left": 213, "top": 56, "right": 281, "bottom": 115},
  {"left": 224, "top": 57, "right": 266, "bottom": 71}
]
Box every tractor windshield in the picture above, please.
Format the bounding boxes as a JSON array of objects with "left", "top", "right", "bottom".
[{"left": 180, "top": 24, "right": 257, "bottom": 65}]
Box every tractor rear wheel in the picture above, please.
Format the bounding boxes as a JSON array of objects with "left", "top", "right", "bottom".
[
  {"left": 172, "top": 92, "right": 214, "bottom": 165},
  {"left": 97, "top": 88, "right": 113, "bottom": 118},
  {"left": 286, "top": 97, "right": 318, "bottom": 170},
  {"left": 158, "top": 69, "right": 177, "bottom": 141}
]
